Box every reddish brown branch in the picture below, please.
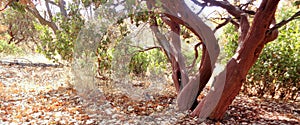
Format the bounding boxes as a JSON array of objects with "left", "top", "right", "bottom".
[
  {"left": 202, "top": 0, "right": 243, "bottom": 18},
  {"left": 202, "top": 0, "right": 256, "bottom": 19}
]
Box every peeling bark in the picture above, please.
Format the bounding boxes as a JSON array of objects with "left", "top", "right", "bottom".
[
  {"left": 147, "top": 0, "right": 282, "bottom": 121},
  {"left": 238, "top": 13, "right": 249, "bottom": 43},
  {"left": 160, "top": 0, "right": 219, "bottom": 111},
  {"left": 146, "top": 0, "right": 219, "bottom": 111},
  {"left": 164, "top": 18, "right": 189, "bottom": 89},
  {"left": 207, "top": 0, "right": 280, "bottom": 120}
]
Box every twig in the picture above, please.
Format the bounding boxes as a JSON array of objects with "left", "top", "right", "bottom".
[
  {"left": 136, "top": 46, "right": 161, "bottom": 53},
  {"left": 267, "top": 10, "right": 300, "bottom": 34},
  {"left": 197, "top": 6, "right": 206, "bottom": 15},
  {"left": 129, "top": 45, "right": 162, "bottom": 56},
  {"left": 190, "top": 0, "right": 207, "bottom": 15},
  {"left": 238, "top": 2, "right": 256, "bottom": 15},
  {"left": 213, "top": 17, "right": 232, "bottom": 33},
  {"left": 228, "top": 20, "right": 239, "bottom": 29},
  {"left": 187, "top": 42, "right": 202, "bottom": 69}
]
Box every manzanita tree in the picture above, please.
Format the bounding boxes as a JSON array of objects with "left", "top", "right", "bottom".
[{"left": 143, "top": 0, "right": 300, "bottom": 121}]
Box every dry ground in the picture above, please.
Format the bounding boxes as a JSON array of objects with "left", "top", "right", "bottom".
[{"left": 0, "top": 56, "right": 299, "bottom": 124}]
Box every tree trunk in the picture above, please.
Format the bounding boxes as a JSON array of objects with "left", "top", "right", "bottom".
[
  {"left": 146, "top": 0, "right": 219, "bottom": 111},
  {"left": 147, "top": 0, "right": 280, "bottom": 121},
  {"left": 206, "top": 0, "right": 280, "bottom": 120}
]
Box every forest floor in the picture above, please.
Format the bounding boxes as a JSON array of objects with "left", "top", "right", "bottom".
[{"left": 0, "top": 54, "right": 299, "bottom": 125}]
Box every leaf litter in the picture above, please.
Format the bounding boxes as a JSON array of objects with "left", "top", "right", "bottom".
[{"left": 0, "top": 61, "right": 299, "bottom": 124}]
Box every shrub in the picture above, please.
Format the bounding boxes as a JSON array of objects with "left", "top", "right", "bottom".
[
  {"left": 245, "top": 18, "right": 300, "bottom": 100},
  {"left": 128, "top": 48, "right": 168, "bottom": 76},
  {"left": 0, "top": 39, "right": 22, "bottom": 54},
  {"left": 34, "top": 5, "right": 84, "bottom": 62}
]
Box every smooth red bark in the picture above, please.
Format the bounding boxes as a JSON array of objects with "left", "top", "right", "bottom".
[
  {"left": 208, "top": 0, "right": 280, "bottom": 120},
  {"left": 147, "top": 0, "right": 280, "bottom": 121}
]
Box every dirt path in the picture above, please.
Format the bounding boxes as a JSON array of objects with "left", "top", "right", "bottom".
[{"left": 0, "top": 56, "right": 299, "bottom": 124}]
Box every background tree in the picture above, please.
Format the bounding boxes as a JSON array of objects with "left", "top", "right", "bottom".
[
  {"left": 0, "top": 8, "right": 37, "bottom": 45},
  {"left": 0, "top": 0, "right": 100, "bottom": 61}
]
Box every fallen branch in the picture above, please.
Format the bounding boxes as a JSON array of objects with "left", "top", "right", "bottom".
[{"left": 0, "top": 60, "right": 64, "bottom": 67}]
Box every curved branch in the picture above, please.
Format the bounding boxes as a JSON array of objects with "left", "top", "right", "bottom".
[
  {"left": 154, "top": 0, "right": 219, "bottom": 111},
  {"left": 264, "top": 10, "right": 300, "bottom": 43},
  {"left": 190, "top": 0, "right": 207, "bottom": 15},
  {"left": 239, "top": 2, "right": 256, "bottom": 15},
  {"left": 202, "top": 0, "right": 243, "bottom": 18}
]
